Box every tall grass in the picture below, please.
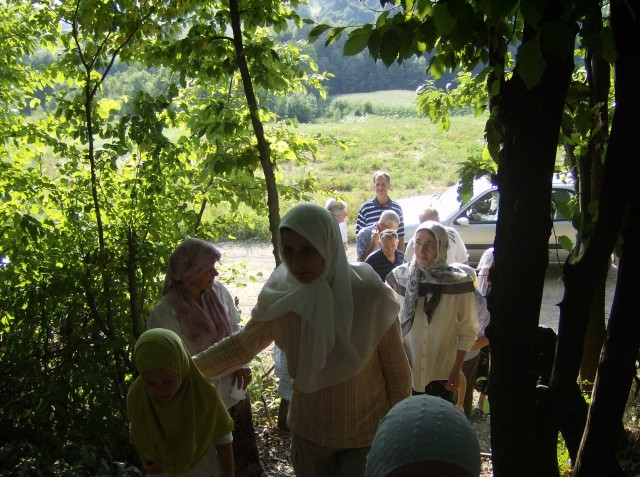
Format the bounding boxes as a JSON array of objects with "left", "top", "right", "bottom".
[
  {"left": 328, "top": 90, "right": 422, "bottom": 118},
  {"left": 297, "top": 114, "right": 486, "bottom": 238}
]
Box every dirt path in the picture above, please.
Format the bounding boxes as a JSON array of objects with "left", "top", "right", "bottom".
[{"left": 217, "top": 241, "right": 618, "bottom": 331}]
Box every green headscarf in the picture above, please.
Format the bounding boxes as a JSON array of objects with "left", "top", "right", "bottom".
[{"left": 127, "top": 329, "right": 233, "bottom": 476}]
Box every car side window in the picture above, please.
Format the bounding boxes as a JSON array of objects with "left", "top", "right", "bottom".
[{"left": 467, "top": 191, "right": 499, "bottom": 223}]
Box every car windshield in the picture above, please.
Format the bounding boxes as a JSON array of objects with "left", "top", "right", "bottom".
[
  {"left": 431, "top": 186, "right": 465, "bottom": 218},
  {"left": 430, "top": 177, "right": 497, "bottom": 219}
]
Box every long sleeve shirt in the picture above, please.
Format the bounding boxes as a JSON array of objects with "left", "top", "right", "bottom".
[
  {"left": 193, "top": 314, "right": 411, "bottom": 448},
  {"left": 388, "top": 277, "right": 479, "bottom": 391}
]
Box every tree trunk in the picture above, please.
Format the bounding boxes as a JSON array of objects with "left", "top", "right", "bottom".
[
  {"left": 578, "top": 2, "right": 610, "bottom": 392},
  {"left": 223, "top": 3, "right": 277, "bottom": 473},
  {"left": 573, "top": 0, "right": 640, "bottom": 474},
  {"left": 579, "top": 279, "right": 606, "bottom": 392},
  {"left": 573, "top": 205, "right": 639, "bottom": 477},
  {"left": 229, "top": 0, "right": 281, "bottom": 267},
  {"left": 489, "top": 5, "right": 576, "bottom": 475}
]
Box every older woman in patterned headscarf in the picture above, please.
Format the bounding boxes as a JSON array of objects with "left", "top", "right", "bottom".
[
  {"left": 148, "top": 238, "right": 263, "bottom": 476},
  {"left": 387, "top": 221, "right": 478, "bottom": 400}
]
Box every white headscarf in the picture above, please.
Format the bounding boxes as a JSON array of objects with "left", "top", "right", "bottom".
[
  {"left": 252, "top": 203, "right": 399, "bottom": 393},
  {"left": 390, "top": 221, "right": 472, "bottom": 336}
]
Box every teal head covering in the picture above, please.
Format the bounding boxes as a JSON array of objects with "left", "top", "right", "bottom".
[{"left": 366, "top": 395, "right": 480, "bottom": 476}]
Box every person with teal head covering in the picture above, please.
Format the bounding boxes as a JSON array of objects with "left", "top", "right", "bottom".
[
  {"left": 365, "top": 394, "right": 481, "bottom": 477},
  {"left": 127, "top": 328, "right": 234, "bottom": 477}
]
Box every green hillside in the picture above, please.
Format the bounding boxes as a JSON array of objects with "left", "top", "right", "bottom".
[{"left": 211, "top": 106, "right": 488, "bottom": 240}]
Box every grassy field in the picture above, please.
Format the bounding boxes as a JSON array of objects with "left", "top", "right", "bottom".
[
  {"left": 333, "top": 90, "right": 419, "bottom": 107},
  {"left": 297, "top": 114, "right": 486, "bottom": 194},
  {"left": 280, "top": 111, "right": 487, "bottom": 238},
  {"left": 213, "top": 91, "right": 489, "bottom": 240}
]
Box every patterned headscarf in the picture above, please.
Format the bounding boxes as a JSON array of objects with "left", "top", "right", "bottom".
[
  {"left": 161, "top": 238, "right": 233, "bottom": 353},
  {"left": 127, "top": 329, "right": 233, "bottom": 476},
  {"left": 391, "top": 221, "right": 472, "bottom": 335},
  {"left": 252, "top": 203, "right": 399, "bottom": 393}
]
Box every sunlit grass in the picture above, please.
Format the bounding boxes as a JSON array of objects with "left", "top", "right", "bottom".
[
  {"left": 334, "top": 90, "right": 419, "bottom": 107},
  {"left": 290, "top": 114, "right": 487, "bottom": 234},
  {"left": 206, "top": 92, "right": 489, "bottom": 241},
  {"left": 210, "top": 112, "right": 488, "bottom": 241},
  {"left": 299, "top": 115, "right": 486, "bottom": 191}
]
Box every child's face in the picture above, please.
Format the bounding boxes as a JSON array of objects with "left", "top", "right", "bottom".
[
  {"left": 380, "top": 237, "right": 398, "bottom": 256},
  {"left": 140, "top": 368, "right": 181, "bottom": 402}
]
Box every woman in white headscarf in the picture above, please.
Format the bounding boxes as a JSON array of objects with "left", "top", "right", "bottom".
[
  {"left": 387, "top": 221, "right": 478, "bottom": 400},
  {"left": 193, "top": 203, "right": 411, "bottom": 477}
]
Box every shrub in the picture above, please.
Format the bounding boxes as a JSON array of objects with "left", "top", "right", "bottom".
[
  {"left": 271, "top": 92, "right": 319, "bottom": 123},
  {"left": 327, "top": 99, "right": 352, "bottom": 120}
]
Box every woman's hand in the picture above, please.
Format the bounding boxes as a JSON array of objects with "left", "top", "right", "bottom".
[
  {"left": 445, "top": 368, "right": 460, "bottom": 393},
  {"left": 231, "top": 367, "right": 252, "bottom": 390},
  {"left": 446, "top": 351, "right": 467, "bottom": 392}
]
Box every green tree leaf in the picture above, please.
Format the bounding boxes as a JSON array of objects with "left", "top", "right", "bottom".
[
  {"left": 432, "top": 2, "right": 456, "bottom": 36},
  {"left": 516, "top": 36, "right": 545, "bottom": 89},
  {"left": 344, "top": 25, "right": 373, "bottom": 56},
  {"left": 308, "top": 23, "right": 331, "bottom": 42}
]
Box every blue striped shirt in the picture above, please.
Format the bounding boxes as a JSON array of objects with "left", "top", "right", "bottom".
[{"left": 355, "top": 197, "right": 405, "bottom": 237}]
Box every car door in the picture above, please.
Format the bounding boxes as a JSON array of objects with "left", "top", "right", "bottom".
[
  {"left": 446, "top": 185, "right": 576, "bottom": 265},
  {"left": 446, "top": 189, "right": 500, "bottom": 264}
]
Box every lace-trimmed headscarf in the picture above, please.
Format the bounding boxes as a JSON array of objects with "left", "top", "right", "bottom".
[
  {"left": 252, "top": 203, "right": 399, "bottom": 393},
  {"left": 161, "top": 238, "right": 233, "bottom": 353}
]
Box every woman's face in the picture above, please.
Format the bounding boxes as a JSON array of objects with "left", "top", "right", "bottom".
[
  {"left": 187, "top": 261, "right": 219, "bottom": 291},
  {"left": 414, "top": 229, "right": 438, "bottom": 267},
  {"left": 140, "top": 368, "right": 181, "bottom": 402},
  {"left": 336, "top": 209, "right": 347, "bottom": 223},
  {"left": 281, "top": 229, "right": 325, "bottom": 284}
]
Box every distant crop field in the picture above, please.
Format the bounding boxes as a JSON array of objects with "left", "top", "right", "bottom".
[{"left": 334, "top": 90, "right": 418, "bottom": 107}]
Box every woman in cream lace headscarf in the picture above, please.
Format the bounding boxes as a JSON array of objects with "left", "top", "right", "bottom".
[
  {"left": 193, "top": 203, "right": 411, "bottom": 477},
  {"left": 387, "top": 221, "right": 478, "bottom": 400}
]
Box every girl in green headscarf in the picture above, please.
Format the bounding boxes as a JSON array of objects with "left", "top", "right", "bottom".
[{"left": 127, "top": 328, "right": 234, "bottom": 477}]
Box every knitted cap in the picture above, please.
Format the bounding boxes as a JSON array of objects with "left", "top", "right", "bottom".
[{"left": 366, "top": 395, "right": 481, "bottom": 477}]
